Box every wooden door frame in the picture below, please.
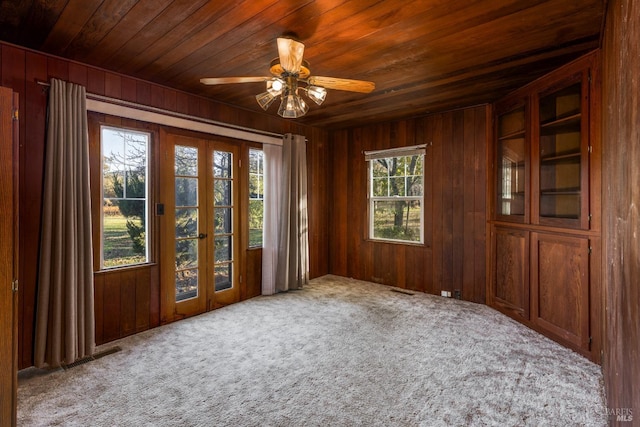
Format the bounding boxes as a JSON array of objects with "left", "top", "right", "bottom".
[{"left": 0, "top": 86, "right": 18, "bottom": 426}]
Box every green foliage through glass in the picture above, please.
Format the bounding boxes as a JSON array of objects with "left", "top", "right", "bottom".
[
  {"left": 101, "top": 127, "right": 150, "bottom": 268},
  {"left": 369, "top": 153, "right": 424, "bottom": 243},
  {"left": 249, "top": 149, "right": 264, "bottom": 247}
]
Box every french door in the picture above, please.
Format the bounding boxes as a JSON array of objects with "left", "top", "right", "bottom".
[{"left": 161, "top": 133, "right": 240, "bottom": 321}]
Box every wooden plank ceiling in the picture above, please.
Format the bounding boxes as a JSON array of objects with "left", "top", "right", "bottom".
[{"left": 0, "top": 0, "right": 604, "bottom": 129}]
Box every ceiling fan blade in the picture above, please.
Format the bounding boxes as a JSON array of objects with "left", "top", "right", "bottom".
[
  {"left": 277, "top": 37, "right": 305, "bottom": 73},
  {"left": 200, "top": 77, "right": 269, "bottom": 85},
  {"left": 308, "top": 76, "right": 375, "bottom": 93}
]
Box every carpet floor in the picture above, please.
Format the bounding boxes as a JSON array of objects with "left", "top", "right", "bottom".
[{"left": 18, "top": 275, "right": 607, "bottom": 426}]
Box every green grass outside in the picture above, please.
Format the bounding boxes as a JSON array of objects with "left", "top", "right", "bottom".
[
  {"left": 373, "top": 206, "right": 421, "bottom": 241},
  {"left": 103, "top": 214, "right": 145, "bottom": 267},
  {"left": 249, "top": 228, "right": 263, "bottom": 248}
]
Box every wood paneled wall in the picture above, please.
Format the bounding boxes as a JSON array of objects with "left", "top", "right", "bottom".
[
  {"left": 602, "top": 0, "right": 640, "bottom": 419},
  {"left": 0, "top": 42, "right": 328, "bottom": 368},
  {"left": 329, "top": 106, "right": 488, "bottom": 303},
  {"left": 94, "top": 266, "right": 159, "bottom": 345}
]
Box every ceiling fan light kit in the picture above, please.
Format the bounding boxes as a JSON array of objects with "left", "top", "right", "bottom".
[
  {"left": 305, "top": 85, "right": 327, "bottom": 105},
  {"left": 255, "top": 89, "right": 278, "bottom": 110},
  {"left": 255, "top": 78, "right": 285, "bottom": 110},
  {"left": 201, "top": 37, "right": 375, "bottom": 119},
  {"left": 278, "top": 76, "right": 309, "bottom": 118}
]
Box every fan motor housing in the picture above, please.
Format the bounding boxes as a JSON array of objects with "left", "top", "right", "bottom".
[{"left": 269, "top": 58, "right": 311, "bottom": 79}]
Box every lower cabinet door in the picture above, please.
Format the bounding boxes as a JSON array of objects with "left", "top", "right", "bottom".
[
  {"left": 490, "top": 226, "right": 530, "bottom": 320},
  {"left": 531, "top": 232, "right": 590, "bottom": 352}
]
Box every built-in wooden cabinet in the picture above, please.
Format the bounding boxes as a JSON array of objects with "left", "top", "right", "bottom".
[{"left": 489, "top": 51, "right": 601, "bottom": 362}]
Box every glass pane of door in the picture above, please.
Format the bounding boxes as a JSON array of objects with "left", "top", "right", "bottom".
[
  {"left": 175, "top": 145, "right": 200, "bottom": 302},
  {"left": 538, "top": 83, "right": 582, "bottom": 220},
  {"left": 213, "top": 150, "right": 234, "bottom": 292}
]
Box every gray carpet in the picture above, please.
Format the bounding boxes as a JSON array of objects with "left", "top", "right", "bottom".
[{"left": 18, "top": 275, "right": 606, "bottom": 426}]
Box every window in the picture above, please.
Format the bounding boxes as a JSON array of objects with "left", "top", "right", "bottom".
[
  {"left": 101, "top": 126, "right": 150, "bottom": 268},
  {"left": 248, "top": 149, "right": 264, "bottom": 247},
  {"left": 366, "top": 145, "right": 425, "bottom": 243}
]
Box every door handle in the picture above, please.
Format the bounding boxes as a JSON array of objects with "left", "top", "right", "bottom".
[{"left": 198, "top": 233, "right": 208, "bottom": 239}]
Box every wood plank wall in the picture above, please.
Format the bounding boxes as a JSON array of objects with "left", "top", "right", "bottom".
[
  {"left": 0, "top": 42, "right": 328, "bottom": 368},
  {"left": 602, "top": 0, "right": 640, "bottom": 419},
  {"left": 329, "top": 106, "right": 488, "bottom": 303}
]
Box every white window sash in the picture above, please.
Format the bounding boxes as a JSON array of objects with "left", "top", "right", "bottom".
[
  {"left": 364, "top": 144, "right": 427, "bottom": 161},
  {"left": 366, "top": 148, "right": 425, "bottom": 244}
]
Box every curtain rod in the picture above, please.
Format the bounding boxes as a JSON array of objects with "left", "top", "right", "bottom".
[{"left": 36, "top": 80, "right": 285, "bottom": 144}]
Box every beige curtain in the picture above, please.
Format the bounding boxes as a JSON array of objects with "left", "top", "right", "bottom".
[
  {"left": 275, "top": 133, "right": 309, "bottom": 292},
  {"left": 261, "top": 143, "right": 283, "bottom": 295},
  {"left": 35, "top": 79, "right": 95, "bottom": 368}
]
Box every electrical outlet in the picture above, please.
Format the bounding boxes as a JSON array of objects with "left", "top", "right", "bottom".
[{"left": 440, "top": 291, "right": 451, "bottom": 297}]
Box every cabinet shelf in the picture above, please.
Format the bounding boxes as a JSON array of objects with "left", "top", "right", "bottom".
[
  {"left": 540, "top": 112, "right": 581, "bottom": 128},
  {"left": 540, "top": 188, "right": 580, "bottom": 195},
  {"left": 540, "top": 152, "right": 581, "bottom": 163},
  {"left": 498, "top": 130, "right": 526, "bottom": 140},
  {"left": 540, "top": 124, "right": 580, "bottom": 136},
  {"left": 539, "top": 214, "right": 580, "bottom": 219}
]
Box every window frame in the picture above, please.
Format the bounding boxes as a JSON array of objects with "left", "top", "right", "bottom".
[
  {"left": 100, "top": 124, "right": 152, "bottom": 270},
  {"left": 366, "top": 145, "right": 426, "bottom": 245}
]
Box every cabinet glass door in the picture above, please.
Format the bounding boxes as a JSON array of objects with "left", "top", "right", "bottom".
[
  {"left": 537, "top": 80, "right": 587, "bottom": 227},
  {"left": 496, "top": 105, "right": 527, "bottom": 222}
]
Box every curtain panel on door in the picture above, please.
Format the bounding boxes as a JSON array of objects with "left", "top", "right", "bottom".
[
  {"left": 261, "top": 143, "right": 283, "bottom": 295},
  {"left": 34, "top": 79, "right": 95, "bottom": 368},
  {"left": 275, "top": 133, "right": 309, "bottom": 292},
  {"left": 262, "top": 134, "right": 309, "bottom": 294}
]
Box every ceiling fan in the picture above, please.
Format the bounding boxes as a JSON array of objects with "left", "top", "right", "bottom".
[{"left": 200, "top": 37, "right": 375, "bottom": 118}]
